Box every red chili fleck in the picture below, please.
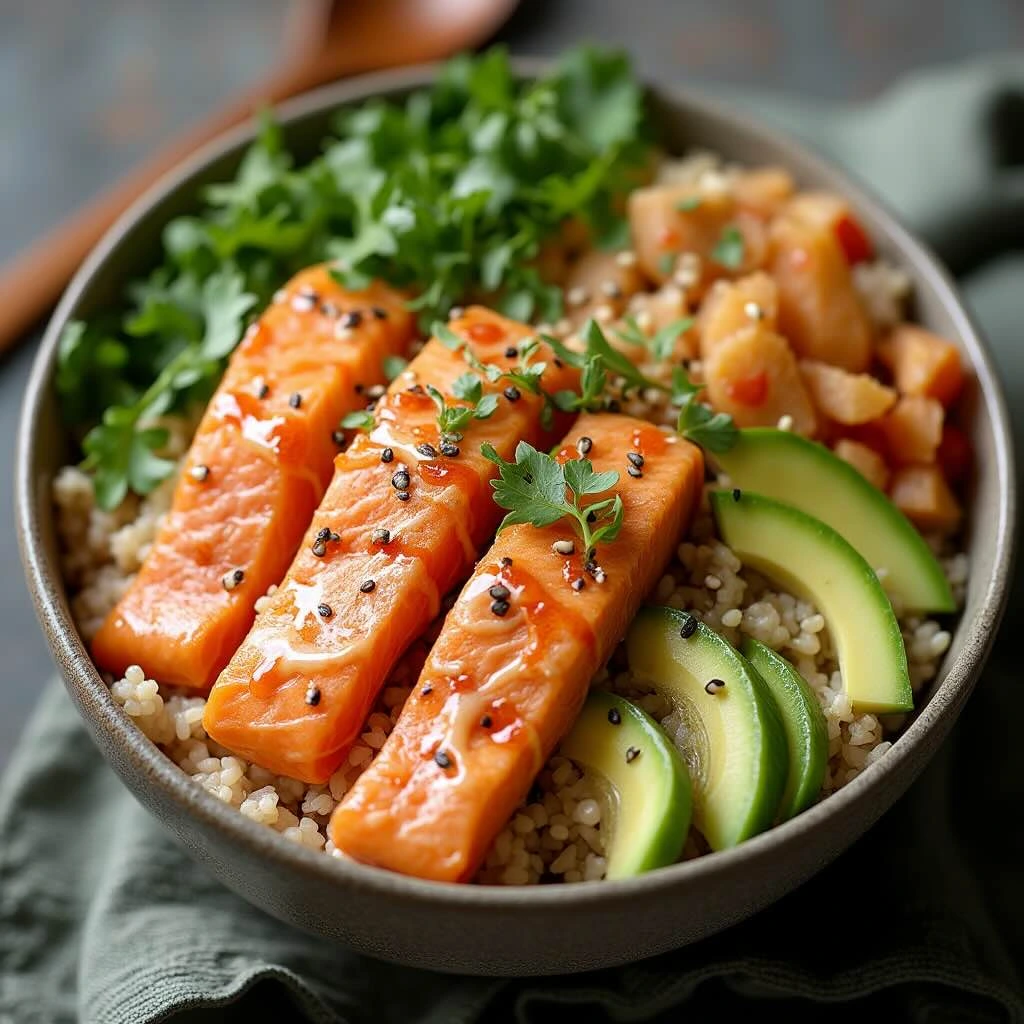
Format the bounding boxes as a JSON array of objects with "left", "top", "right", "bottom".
[
  {"left": 834, "top": 214, "right": 873, "bottom": 265},
  {"left": 467, "top": 322, "right": 505, "bottom": 343},
  {"left": 726, "top": 371, "right": 768, "bottom": 406},
  {"left": 657, "top": 226, "right": 681, "bottom": 249},
  {"left": 937, "top": 424, "right": 972, "bottom": 485}
]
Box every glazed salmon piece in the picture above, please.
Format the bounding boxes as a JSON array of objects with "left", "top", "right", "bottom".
[
  {"left": 330, "top": 414, "right": 704, "bottom": 882},
  {"left": 203, "top": 308, "right": 579, "bottom": 782},
  {"left": 92, "top": 267, "right": 414, "bottom": 689}
]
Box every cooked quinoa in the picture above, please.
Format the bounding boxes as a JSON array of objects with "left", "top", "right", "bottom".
[{"left": 53, "top": 426, "right": 965, "bottom": 885}]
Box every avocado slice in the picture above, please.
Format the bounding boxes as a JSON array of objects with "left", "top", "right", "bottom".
[
  {"left": 626, "top": 608, "right": 788, "bottom": 851},
  {"left": 559, "top": 691, "right": 691, "bottom": 878},
  {"left": 742, "top": 639, "right": 828, "bottom": 821},
  {"left": 715, "top": 428, "right": 954, "bottom": 613},
  {"left": 711, "top": 490, "right": 913, "bottom": 713}
]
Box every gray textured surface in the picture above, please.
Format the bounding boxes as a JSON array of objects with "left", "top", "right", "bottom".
[{"left": 1, "top": 0, "right": 1020, "bottom": 767}]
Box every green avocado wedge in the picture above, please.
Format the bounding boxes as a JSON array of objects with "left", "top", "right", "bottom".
[
  {"left": 559, "top": 691, "right": 692, "bottom": 879},
  {"left": 742, "top": 639, "right": 828, "bottom": 821},
  {"left": 712, "top": 490, "right": 914, "bottom": 713},
  {"left": 626, "top": 608, "right": 789, "bottom": 851},
  {"left": 714, "top": 428, "right": 955, "bottom": 613}
]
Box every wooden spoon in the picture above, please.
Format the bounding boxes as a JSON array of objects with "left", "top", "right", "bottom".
[{"left": 0, "top": 0, "right": 518, "bottom": 355}]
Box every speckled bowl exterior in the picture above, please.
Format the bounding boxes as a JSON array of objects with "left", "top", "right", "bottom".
[{"left": 16, "top": 60, "right": 1016, "bottom": 976}]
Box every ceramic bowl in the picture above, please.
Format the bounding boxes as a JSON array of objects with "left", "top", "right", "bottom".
[{"left": 15, "top": 60, "right": 1016, "bottom": 975}]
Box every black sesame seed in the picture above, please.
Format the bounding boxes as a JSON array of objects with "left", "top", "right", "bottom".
[
  {"left": 366, "top": 384, "right": 386, "bottom": 400},
  {"left": 408, "top": 384, "right": 426, "bottom": 395},
  {"left": 586, "top": 511, "right": 597, "bottom": 524},
  {"left": 320, "top": 301, "right": 339, "bottom": 318},
  {"left": 311, "top": 540, "right": 327, "bottom": 558},
  {"left": 705, "top": 678, "right": 726, "bottom": 694},
  {"left": 416, "top": 443, "right": 439, "bottom": 459},
  {"left": 332, "top": 429, "right": 346, "bottom": 446},
  {"left": 607, "top": 398, "right": 622, "bottom": 413},
  {"left": 396, "top": 490, "right": 411, "bottom": 501},
  {"left": 190, "top": 464, "right": 210, "bottom": 483},
  {"left": 329, "top": 531, "right": 340, "bottom": 543},
  {"left": 317, "top": 603, "right": 333, "bottom": 619},
  {"left": 625, "top": 746, "right": 641, "bottom": 763},
  {"left": 305, "top": 686, "right": 322, "bottom": 707},
  {"left": 627, "top": 452, "right": 645, "bottom": 468},
  {"left": 554, "top": 357, "right": 564, "bottom": 369},
  {"left": 340, "top": 310, "right": 363, "bottom": 329},
  {"left": 256, "top": 382, "right": 270, "bottom": 399},
  {"left": 627, "top": 465, "right": 643, "bottom": 478},
  {"left": 500, "top": 556, "right": 513, "bottom": 567},
  {"left": 354, "top": 383, "right": 365, "bottom": 394},
  {"left": 372, "top": 306, "right": 388, "bottom": 320},
  {"left": 316, "top": 527, "right": 331, "bottom": 541},
  {"left": 576, "top": 436, "right": 593, "bottom": 456},
  {"left": 434, "top": 750, "right": 452, "bottom": 770},
  {"left": 289, "top": 392, "right": 302, "bottom": 409},
  {"left": 480, "top": 714, "right": 493, "bottom": 728},
  {"left": 504, "top": 346, "right": 518, "bottom": 358},
  {"left": 608, "top": 707, "right": 622, "bottom": 725},
  {"left": 391, "top": 470, "right": 411, "bottom": 490},
  {"left": 421, "top": 683, "right": 433, "bottom": 696},
  {"left": 490, "top": 599, "right": 510, "bottom": 617},
  {"left": 359, "top": 579, "right": 376, "bottom": 593},
  {"left": 679, "top": 613, "right": 698, "bottom": 639},
  {"left": 503, "top": 386, "right": 521, "bottom": 402},
  {"left": 571, "top": 578, "right": 585, "bottom": 592},
  {"left": 488, "top": 584, "right": 511, "bottom": 601},
  {"left": 371, "top": 528, "right": 391, "bottom": 545},
  {"left": 440, "top": 442, "right": 461, "bottom": 458},
  {"left": 732, "top": 488, "right": 742, "bottom": 502}
]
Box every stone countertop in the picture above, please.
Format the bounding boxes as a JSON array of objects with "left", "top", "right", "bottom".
[{"left": 2, "top": 0, "right": 1020, "bottom": 766}]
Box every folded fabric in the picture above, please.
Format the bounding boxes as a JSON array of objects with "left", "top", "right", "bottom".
[{"left": 2, "top": 55, "right": 1024, "bottom": 1024}]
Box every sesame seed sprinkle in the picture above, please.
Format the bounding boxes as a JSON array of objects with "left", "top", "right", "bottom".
[
  {"left": 372, "top": 307, "right": 388, "bottom": 320},
  {"left": 305, "top": 686, "right": 321, "bottom": 707},
  {"left": 317, "top": 603, "right": 333, "bottom": 618},
  {"left": 289, "top": 392, "right": 302, "bottom": 409},
  {"left": 732, "top": 488, "right": 742, "bottom": 502},
  {"left": 421, "top": 684, "right": 433, "bottom": 696},
  {"left": 488, "top": 584, "right": 511, "bottom": 601},
  {"left": 600, "top": 280, "right": 623, "bottom": 299},
  {"left": 571, "top": 578, "right": 585, "bottom": 592},
  {"left": 448, "top": 306, "right": 465, "bottom": 320},
  {"left": 744, "top": 301, "right": 764, "bottom": 320},
  {"left": 626, "top": 452, "right": 644, "bottom": 468},
  {"left": 615, "top": 250, "right": 637, "bottom": 268},
  {"left": 320, "top": 301, "right": 340, "bottom": 318},
  {"left": 440, "top": 441, "right": 461, "bottom": 458},
  {"left": 332, "top": 430, "right": 346, "bottom": 446},
  {"left": 371, "top": 528, "right": 391, "bottom": 545},
  {"left": 607, "top": 707, "right": 621, "bottom": 725},
  {"left": 566, "top": 286, "right": 590, "bottom": 307},
  {"left": 490, "top": 598, "right": 511, "bottom": 617},
  {"left": 434, "top": 750, "right": 452, "bottom": 769},
  {"left": 503, "top": 386, "right": 521, "bottom": 402},
  {"left": 391, "top": 470, "right": 410, "bottom": 491},
  {"left": 504, "top": 346, "right": 518, "bottom": 358},
  {"left": 396, "top": 491, "right": 411, "bottom": 501},
  {"left": 381, "top": 448, "right": 394, "bottom": 463},
  {"left": 576, "top": 436, "right": 593, "bottom": 456},
  {"left": 359, "top": 579, "right": 376, "bottom": 593},
  {"left": 552, "top": 539, "right": 575, "bottom": 556},
  {"left": 254, "top": 378, "right": 270, "bottom": 399},
  {"left": 705, "top": 678, "right": 726, "bottom": 694},
  {"left": 222, "top": 568, "right": 245, "bottom": 591},
  {"left": 500, "top": 556, "right": 513, "bottom": 567},
  {"left": 416, "top": 443, "right": 439, "bottom": 459},
  {"left": 189, "top": 464, "right": 210, "bottom": 482},
  {"left": 627, "top": 465, "right": 643, "bottom": 478},
  {"left": 340, "top": 310, "right": 363, "bottom": 329},
  {"left": 625, "top": 746, "right": 641, "bottom": 764},
  {"left": 480, "top": 714, "right": 493, "bottom": 728},
  {"left": 679, "top": 613, "right": 698, "bottom": 639}
]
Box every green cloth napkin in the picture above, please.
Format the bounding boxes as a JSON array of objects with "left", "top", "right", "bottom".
[{"left": 3, "top": 56, "right": 1024, "bottom": 1024}]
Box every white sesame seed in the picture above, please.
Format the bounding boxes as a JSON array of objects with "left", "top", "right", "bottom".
[
  {"left": 615, "top": 250, "right": 637, "bottom": 268},
  {"left": 566, "top": 286, "right": 590, "bottom": 307},
  {"left": 552, "top": 539, "right": 576, "bottom": 556},
  {"left": 635, "top": 310, "right": 653, "bottom": 331},
  {"left": 744, "top": 301, "right": 764, "bottom": 320},
  {"left": 777, "top": 414, "right": 794, "bottom": 431},
  {"left": 593, "top": 304, "right": 614, "bottom": 324}
]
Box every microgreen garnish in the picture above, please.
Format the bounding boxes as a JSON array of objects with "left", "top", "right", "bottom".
[
  {"left": 427, "top": 375, "right": 499, "bottom": 440},
  {"left": 382, "top": 355, "right": 408, "bottom": 381},
  {"left": 481, "top": 441, "right": 623, "bottom": 558},
  {"left": 711, "top": 225, "right": 745, "bottom": 270},
  {"left": 674, "top": 196, "right": 702, "bottom": 212},
  {"left": 673, "top": 370, "right": 739, "bottom": 452},
  {"left": 340, "top": 409, "right": 377, "bottom": 433},
  {"left": 57, "top": 46, "right": 651, "bottom": 509},
  {"left": 615, "top": 314, "right": 694, "bottom": 361},
  {"left": 658, "top": 252, "right": 677, "bottom": 276}
]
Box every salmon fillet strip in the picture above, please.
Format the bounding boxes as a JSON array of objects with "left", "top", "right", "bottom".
[
  {"left": 203, "top": 307, "right": 579, "bottom": 782},
  {"left": 330, "top": 413, "right": 704, "bottom": 882}
]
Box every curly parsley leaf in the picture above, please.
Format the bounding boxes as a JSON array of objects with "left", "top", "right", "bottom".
[{"left": 481, "top": 440, "right": 623, "bottom": 557}]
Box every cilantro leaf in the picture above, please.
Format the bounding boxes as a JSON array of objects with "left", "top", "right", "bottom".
[
  {"left": 382, "top": 355, "right": 408, "bottom": 380},
  {"left": 712, "top": 225, "right": 745, "bottom": 270},
  {"left": 482, "top": 441, "right": 623, "bottom": 559},
  {"left": 341, "top": 410, "right": 376, "bottom": 432},
  {"left": 677, "top": 401, "right": 739, "bottom": 452}
]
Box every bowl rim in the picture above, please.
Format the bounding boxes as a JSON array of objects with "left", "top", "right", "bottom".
[{"left": 15, "top": 57, "right": 1017, "bottom": 912}]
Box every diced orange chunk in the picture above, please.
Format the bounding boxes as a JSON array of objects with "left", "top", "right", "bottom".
[
  {"left": 882, "top": 395, "right": 944, "bottom": 464},
  {"left": 733, "top": 167, "right": 796, "bottom": 218},
  {"left": 704, "top": 325, "right": 817, "bottom": 435},
  {"left": 878, "top": 324, "right": 964, "bottom": 407},
  {"left": 834, "top": 439, "right": 889, "bottom": 491},
  {"left": 628, "top": 183, "right": 735, "bottom": 287},
  {"left": 563, "top": 249, "right": 647, "bottom": 325},
  {"left": 889, "top": 465, "right": 962, "bottom": 532},
  {"left": 769, "top": 205, "right": 874, "bottom": 371},
  {"left": 799, "top": 359, "right": 897, "bottom": 425},
  {"left": 699, "top": 272, "right": 778, "bottom": 358}
]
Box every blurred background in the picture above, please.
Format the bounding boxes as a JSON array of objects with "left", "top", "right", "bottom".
[{"left": 2, "top": 0, "right": 1022, "bottom": 767}]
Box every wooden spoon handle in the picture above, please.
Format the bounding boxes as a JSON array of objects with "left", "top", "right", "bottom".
[{"left": 0, "top": 49, "right": 376, "bottom": 355}]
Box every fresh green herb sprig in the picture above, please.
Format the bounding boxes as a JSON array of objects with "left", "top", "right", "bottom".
[
  {"left": 614, "top": 314, "right": 694, "bottom": 361},
  {"left": 671, "top": 370, "right": 739, "bottom": 453},
  {"left": 57, "top": 45, "right": 652, "bottom": 509},
  {"left": 712, "top": 224, "right": 745, "bottom": 269},
  {"left": 428, "top": 374, "right": 499, "bottom": 439},
  {"left": 482, "top": 440, "right": 623, "bottom": 558}
]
